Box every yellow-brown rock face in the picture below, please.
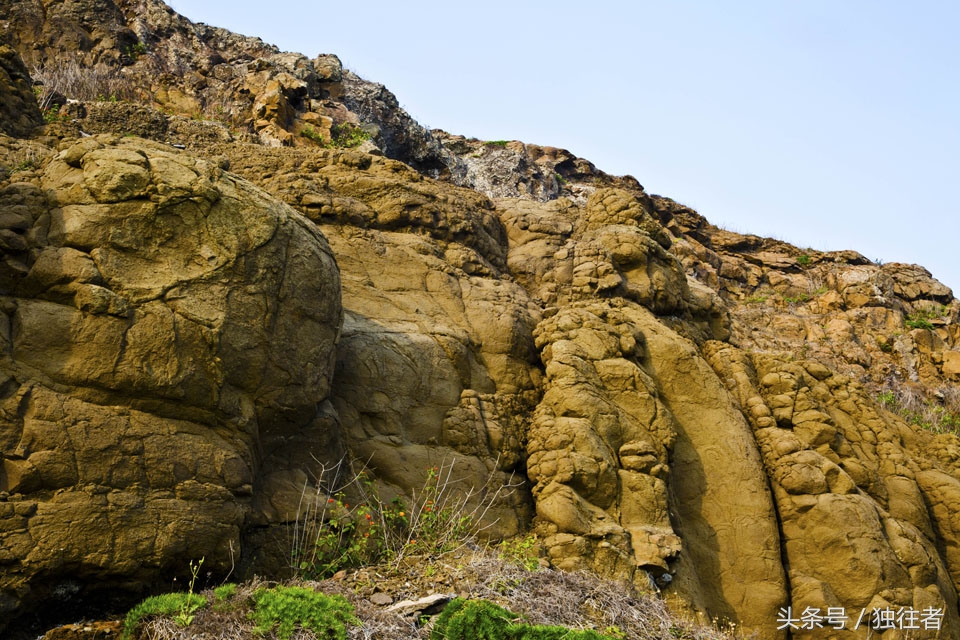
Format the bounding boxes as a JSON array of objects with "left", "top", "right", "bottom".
[
  {"left": 3, "top": 3, "right": 960, "bottom": 638},
  {"left": 0, "top": 135, "right": 342, "bottom": 629}
]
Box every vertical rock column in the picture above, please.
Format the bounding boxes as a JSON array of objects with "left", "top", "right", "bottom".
[
  {"left": 527, "top": 302, "right": 680, "bottom": 583},
  {"left": 705, "top": 342, "right": 960, "bottom": 639}
]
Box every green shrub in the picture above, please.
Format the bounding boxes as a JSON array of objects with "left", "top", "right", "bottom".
[
  {"left": 796, "top": 254, "right": 811, "bottom": 267},
  {"left": 213, "top": 582, "right": 237, "bottom": 602},
  {"left": 485, "top": 140, "right": 509, "bottom": 148},
  {"left": 905, "top": 314, "right": 934, "bottom": 330},
  {"left": 42, "top": 103, "right": 64, "bottom": 123},
  {"left": 294, "top": 461, "right": 510, "bottom": 579},
  {"left": 875, "top": 387, "right": 960, "bottom": 436},
  {"left": 125, "top": 41, "right": 148, "bottom": 59},
  {"left": 905, "top": 305, "right": 947, "bottom": 330},
  {"left": 498, "top": 534, "right": 541, "bottom": 571},
  {"left": 121, "top": 592, "right": 207, "bottom": 639},
  {"left": 328, "top": 123, "right": 371, "bottom": 148},
  {"left": 12, "top": 158, "right": 36, "bottom": 173},
  {"left": 122, "top": 557, "right": 207, "bottom": 637},
  {"left": 431, "top": 598, "right": 518, "bottom": 640},
  {"left": 431, "top": 599, "right": 617, "bottom": 640},
  {"left": 877, "top": 390, "right": 896, "bottom": 409},
  {"left": 301, "top": 125, "right": 325, "bottom": 144},
  {"left": 301, "top": 123, "right": 372, "bottom": 149},
  {"left": 249, "top": 585, "right": 359, "bottom": 640},
  {"left": 293, "top": 475, "right": 407, "bottom": 579}
]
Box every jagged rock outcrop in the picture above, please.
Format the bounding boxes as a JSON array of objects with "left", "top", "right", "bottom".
[
  {"left": 665, "top": 205, "right": 960, "bottom": 388},
  {"left": 0, "top": 39, "right": 42, "bottom": 138},
  {"left": 2, "top": 2, "right": 960, "bottom": 638}
]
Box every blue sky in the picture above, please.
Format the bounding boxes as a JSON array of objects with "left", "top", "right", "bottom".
[{"left": 168, "top": 0, "right": 960, "bottom": 293}]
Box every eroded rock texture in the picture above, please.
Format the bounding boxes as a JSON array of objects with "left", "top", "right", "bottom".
[
  {"left": 2, "top": 2, "right": 960, "bottom": 638},
  {"left": 0, "top": 135, "right": 341, "bottom": 628},
  {"left": 0, "top": 39, "right": 42, "bottom": 138},
  {"left": 706, "top": 344, "right": 960, "bottom": 637}
]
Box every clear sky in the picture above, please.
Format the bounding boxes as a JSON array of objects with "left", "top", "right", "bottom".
[{"left": 168, "top": 0, "right": 960, "bottom": 294}]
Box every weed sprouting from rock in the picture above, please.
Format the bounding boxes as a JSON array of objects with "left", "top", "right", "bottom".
[
  {"left": 291, "top": 459, "right": 518, "bottom": 579},
  {"left": 876, "top": 383, "right": 960, "bottom": 435}
]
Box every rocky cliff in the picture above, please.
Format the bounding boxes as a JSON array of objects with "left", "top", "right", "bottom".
[{"left": 2, "top": 1, "right": 960, "bottom": 638}]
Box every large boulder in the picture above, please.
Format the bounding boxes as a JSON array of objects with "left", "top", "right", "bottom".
[
  {"left": 0, "top": 135, "right": 341, "bottom": 633},
  {"left": 214, "top": 144, "right": 541, "bottom": 534}
]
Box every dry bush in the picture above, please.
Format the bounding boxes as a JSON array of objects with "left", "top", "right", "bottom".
[
  {"left": 878, "top": 381, "right": 960, "bottom": 435},
  {"left": 463, "top": 551, "right": 742, "bottom": 640},
  {"left": 31, "top": 59, "right": 137, "bottom": 109},
  {"left": 291, "top": 457, "right": 521, "bottom": 578},
  {"left": 122, "top": 549, "right": 745, "bottom": 640}
]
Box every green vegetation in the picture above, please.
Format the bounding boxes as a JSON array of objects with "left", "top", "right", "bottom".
[
  {"left": 498, "top": 534, "right": 541, "bottom": 572},
  {"left": 12, "top": 158, "right": 37, "bottom": 173},
  {"left": 118, "top": 463, "right": 737, "bottom": 639},
  {"left": 293, "top": 462, "right": 507, "bottom": 579},
  {"left": 431, "top": 599, "right": 516, "bottom": 640},
  {"left": 905, "top": 315, "right": 934, "bottom": 330},
  {"left": 877, "top": 386, "right": 960, "bottom": 435},
  {"left": 116, "top": 546, "right": 739, "bottom": 639},
  {"left": 294, "top": 482, "right": 404, "bottom": 578},
  {"left": 431, "top": 598, "right": 617, "bottom": 640},
  {"left": 124, "top": 41, "right": 148, "bottom": 59},
  {"left": 796, "top": 253, "right": 811, "bottom": 267},
  {"left": 554, "top": 173, "right": 568, "bottom": 185},
  {"left": 301, "top": 123, "right": 372, "bottom": 149},
  {"left": 42, "top": 103, "right": 65, "bottom": 123},
  {"left": 250, "top": 586, "right": 359, "bottom": 640},
  {"left": 301, "top": 124, "right": 325, "bottom": 144},
  {"left": 485, "top": 140, "right": 510, "bottom": 147},
  {"left": 745, "top": 294, "right": 769, "bottom": 304},
  {"left": 782, "top": 293, "right": 810, "bottom": 304},
  {"left": 123, "top": 557, "right": 207, "bottom": 637},
  {"left": 213, "top": 582, "right": 237, "bottom": 602},
  {"left": 329, "top": 123, "right": 371, "bottom": 148},
  {"left": 905, "top": 305, "right": 946, "bottom": 330},
  {"left": 122, "top": 592, "right": 207, "bottom": 640}
]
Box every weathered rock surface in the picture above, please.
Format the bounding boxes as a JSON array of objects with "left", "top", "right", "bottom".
[
  {"left": 2, "top": 1, "right": 960, "bottom": 639},
  {"left": 706, "top": 343, "right": 960, "bottom": 637},
  {"left": 0, "top": 135, "right": 341, "bottom": 631},
  {"left": 0, "top": 41, "right": 42, "bottom": 138}
]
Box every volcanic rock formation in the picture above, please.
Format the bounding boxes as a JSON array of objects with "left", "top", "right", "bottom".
[{"left": 2, "top": 1, "right": 960, "bottom": 638}]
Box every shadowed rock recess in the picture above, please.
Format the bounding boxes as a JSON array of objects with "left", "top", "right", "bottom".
[{"left": 2, "top": 1, "right": 960, "bottom": 638}]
